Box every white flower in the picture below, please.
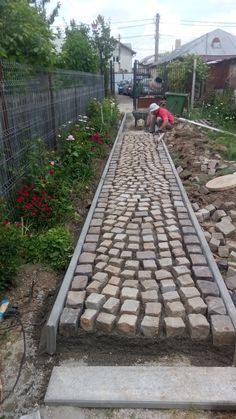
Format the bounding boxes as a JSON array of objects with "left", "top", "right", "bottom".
[
  {"left": 57, "top": 134, "right": 61, "bottom": 138},
  {"left": 66, "top": 135, "right": 75, "bottom": 141},
  {"left": 50, "top": 161, "right": 55, "bottom": 166}
]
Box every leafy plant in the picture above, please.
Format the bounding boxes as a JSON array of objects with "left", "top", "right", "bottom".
[
  {"left": 159, "top": 54, "right": 208, "bottom": 93},
  {"left": 0, "top": 0, "right": 56, "bottom": 65},
  {"left": 0, "top": 222, "right": 23, "bottom": 291},
  {"left": 37, "top": 227, "right": 73, "bottom": 271},
  {"left": 202, "top": 90, "right": 236, "bottom": 129},
  {"left": 58, "top": 21, "right": 99, "bottom": 72}
]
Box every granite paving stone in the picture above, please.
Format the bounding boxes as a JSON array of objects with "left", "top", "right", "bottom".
[
  {"left": 196, "top": 280, "right": 220, "bottom": 298},
  {"left": 205, "top": 296, "right": 226, "bottom": 315},
  {"left": 86, "top": 281, "right": 104, "bottom": 295},
  {"left": 80, "top": 309, "right": 98, "bottom": 331},
  {"left": 71, "top": 276, "right": 88, "bottom": 291},
  {"left": 59, "top": 308, "right": 82, "bottom": 337},
  {"left": 188, "top": 314, "right": 210, "bottom": 340},
  {"left": 164, "top": 317, "right": 186, "bottom": 337},
  {"left": 165, "top": 301, "right": 185, "bottom": 318},
  {"left": 66, "top": 291, "right": 86, "bottom": 308},
  {"left": 102, "top": 284, "right": 120, "bottom": 298},
  {"left": 103, "top": 297, "right": 120, "bottom": 314},
  {"left": 145, "top": 302, "right": 162, "bottom": 316},
  {"left": 186, "top": 297, "right": 207, "bottom": 314},
  {"left": 96, "top": 312, "right": 116, "bottom": 333},
  {"left": 210, "top": 315, "right": 235, "bottom": 346},
  {"left": 120, "top": 299, "right": 141, "bottom": 315},
  {"left": 179, "top": 286, "right": 201, "bottom": 301},
  {"left": 117, "top": 314, "right": 138, "bottom": 335},
  {"left": 85, "top": 293, "right": 106, "bottom": 310},
  {"left": 121, "top": 287, "right": 139, "bottom": 301},
  {"left": 60, "top": 131, "right": 231, "bottom": 344},
  {"left": 140, "top": 315, "right": 160, "bottom": 337}
]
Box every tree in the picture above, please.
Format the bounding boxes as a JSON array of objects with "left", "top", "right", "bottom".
[
  {"left": 0, "top": 0, "right": 55, "bottom": 66},
  {"left": 162, "top": 55, "right": 208, "bottom": 93},
  {"left": 91, "top": 15, "right": 116, "bottom": 92},
  {"left": 28, "top": 0, "right": 60, "bottom": 25},
  {"left": 58, "top": 21, "right": 99, "bottom": 73}
]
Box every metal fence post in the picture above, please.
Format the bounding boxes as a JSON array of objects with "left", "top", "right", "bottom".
[
  {"left": 133, "top": 59, "right": 138, "bottom": 110},
  {"left": 48, "top": 73, "right": 57, "bottom": 149},
  {"left": 0, "top": 63, "right": 13, "bottom": 182}
]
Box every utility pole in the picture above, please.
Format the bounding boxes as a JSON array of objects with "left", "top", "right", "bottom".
[
  {"left": 118, "top": 34, "right": 121, "bottom": 72},
  {"left": 191, "top": 58, "right": 197, "bottom": 110},
  {"left": 155, "top": 13, "right": 160, "bottom": 64}
]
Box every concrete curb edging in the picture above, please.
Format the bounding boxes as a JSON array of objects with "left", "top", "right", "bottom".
[
  {"left": 161, "top": 139, "right": 236, "bottom": 362},
  {"left": 44, "top": 365, "right": 236, "bottom": 409},
  {"left": 45, "top": 114, "right": 127, "bottom": 355}
]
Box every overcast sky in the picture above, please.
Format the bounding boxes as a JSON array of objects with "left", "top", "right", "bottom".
[{"left": 48, "top": 0, "right": 236, "bottom": 60}]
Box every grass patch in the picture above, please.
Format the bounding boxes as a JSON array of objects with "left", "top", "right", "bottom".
[{"left": 206, "top": 131, "right": 236, "bottom": 161}]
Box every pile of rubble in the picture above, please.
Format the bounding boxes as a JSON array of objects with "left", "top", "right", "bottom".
[{"left": 193, "top": 200, "right": 236, "bottom": 302}]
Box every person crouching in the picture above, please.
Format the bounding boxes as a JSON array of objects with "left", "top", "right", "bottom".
[{"left": 147, "top": 103, "right": 174, "bottom": 133}]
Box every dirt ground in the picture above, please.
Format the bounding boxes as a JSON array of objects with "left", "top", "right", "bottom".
[{"left": 1, "top": 96, "right": 236, "bottom": 419}]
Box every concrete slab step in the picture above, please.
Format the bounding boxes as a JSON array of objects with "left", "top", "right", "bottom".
[
  {"left": 45, "top": 366, "right": 236, "bottom": 410},
  {"left": 19, "top": 411, "right": 41, "bottom": 419}
]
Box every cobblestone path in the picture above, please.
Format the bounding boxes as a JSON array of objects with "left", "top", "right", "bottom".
[{"left": 59, "top": 132, "right": 235, "bottom": 345}]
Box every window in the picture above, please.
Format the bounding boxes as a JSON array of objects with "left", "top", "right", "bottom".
[{"left": 211, "top": 37, "right": 221, "bottom": 49}]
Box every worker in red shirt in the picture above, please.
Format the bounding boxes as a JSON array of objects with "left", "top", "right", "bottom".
[{"left": 147, "top": 102, "right": 174, "bottom": 133}]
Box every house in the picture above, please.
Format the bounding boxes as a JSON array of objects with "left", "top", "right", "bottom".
[
  {"left": 140, "top": 29, "right": 236, "bottom": 72},
  {"left": 205, "top": 57, "right": 236, "bottom": 95},
  {"left": 112, "top": 41, "right": 136, "bottom": 73}
]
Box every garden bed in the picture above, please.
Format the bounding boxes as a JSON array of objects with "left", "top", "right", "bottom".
[{"left": 0, "top": 97, "right": 121, "bottom": 417}]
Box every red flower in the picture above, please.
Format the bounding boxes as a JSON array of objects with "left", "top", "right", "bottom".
[
  {"left": 2, "top": 219, "right": 9, "bottom": 225},
  {"left": 16, "top": 196, "right": 24, "bottom": 203},
  {"left": 19, "top": 190, "right": 29, "bottom": 197},
  {"left": 24, "top": 203, "right": 32, "bottom": 210},
  {"left": 15, "top": 222, "right": 22, "bottom": 228},
  {"left": 48, "top": 169, "right": 55, "bottom": 175}
]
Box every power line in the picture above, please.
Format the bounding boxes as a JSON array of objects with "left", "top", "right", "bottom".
[
  {"left": 110, "top": 18, "right": 153, "bottom": 24},
  {"left": 116, "top": 23, "right": 154, "bottom": 29},
  {"left": 121, "top": 34, "right": 154, "bottom": 39}
]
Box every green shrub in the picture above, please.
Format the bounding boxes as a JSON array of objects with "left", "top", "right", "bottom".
[
  {"left": 0, "top": 223, "right": 23, "bottom": 291},
  {"left": 203, "top": 90, "right": 236, "bottom": 128},
  {"left": 37, "top": 227, "right": 73, "bottom": 271}
]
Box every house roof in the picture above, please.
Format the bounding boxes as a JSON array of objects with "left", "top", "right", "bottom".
[
  {"left": 141, "top": 28, "right": 236, "bottom": 67},
  {"left": 116, "top": 40, "right": 136, "bottom": 55}
]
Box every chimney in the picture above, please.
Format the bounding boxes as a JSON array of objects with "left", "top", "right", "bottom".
[{"left": 175, "top": 39, "right": 181, "bottom": 50}]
